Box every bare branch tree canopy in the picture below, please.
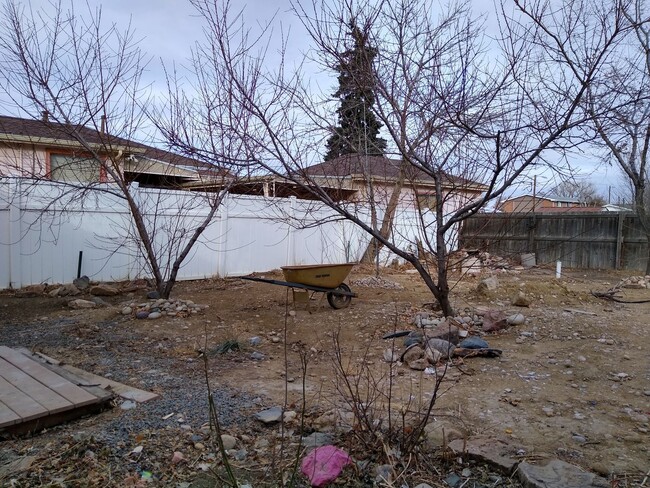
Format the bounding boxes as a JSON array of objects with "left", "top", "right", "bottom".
[
  {"left": 168, "top": 0, "right": 637, "bottom": 316},
  {"left": 548, "top": 179, "right": 607, "bottom": 206},
  {"left": 585, "top": 0, "right": 650, "bottom": 272},
  {"left": 0, "top": 0, "right": 233, "bottom": 298},
  {"left": 324, "top": 21, "right": 387, "bottom": 161}
]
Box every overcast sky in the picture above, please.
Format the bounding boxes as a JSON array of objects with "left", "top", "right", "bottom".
[{"left": 14, "top": 0, "right": 625, "bottom": 198}]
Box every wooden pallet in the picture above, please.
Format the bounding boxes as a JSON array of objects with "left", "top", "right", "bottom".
[{"left": 0, "top": 346, "right": 114, "bottom": 437}]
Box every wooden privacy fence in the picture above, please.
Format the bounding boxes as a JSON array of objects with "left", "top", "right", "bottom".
[{"left": 460, "top": 212, "right": 649, "bottom": 272}]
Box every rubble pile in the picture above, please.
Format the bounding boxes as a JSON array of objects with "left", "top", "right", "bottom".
[
  {"left": 122, "top": 298, "right": 207, "bottom": 319},
  {"left": 352, "top": 276, "right": 404, "bottom": 289},
  {"left": 617, "top": 275, "right": 650, "bottom": 289}
]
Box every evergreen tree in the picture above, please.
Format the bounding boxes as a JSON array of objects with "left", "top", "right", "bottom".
[{"left": 324, "top": 23, "right": 386, "bottom": 161}]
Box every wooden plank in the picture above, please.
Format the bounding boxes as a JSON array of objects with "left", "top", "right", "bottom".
[
  {"left": 0, "top": 346, "right": 98, "bottom": 407},
  {"left": 0, "top": 398, "right": 21, "bottom": 427},
  {"left": 0, "top": 358, "right": 73, "bottom": 414},
  {"left": 0, "top": 375, "right": 45, "bottom": 424},
  {"left": 17, "top": 349, "right": 158, "bottom": 403}
]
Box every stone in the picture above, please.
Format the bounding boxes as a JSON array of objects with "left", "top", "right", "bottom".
[
  {"left": 147, "top": 312, "right": 162, "bottom": 319},
  {"left": 459, "top": 336, "right": 489, "bottom": 349},
  {"left": 424, "top": 421, "right": 464, "bottom": 448},
  {"left": 249, "top": 336, "right": 262, "bottom": 346},
  {"left": 375, "top": 464, "right": 393, "bottom": 484},
  {"left": 517, "top": 459, "right": 609, "bottom": 488},
  {"left": 512, "top": 291, "right": 531, "bottom": 307},
  {"left": 404, "top": 331, "right": 424, "bottom": 347},
  {"left": 90, "top": 296, "right": 108, "bottom": 306},
  {"left": 147, "top": 290, "right": 161, "bottom": 299},
  {"left": 482, "top": 310, "right": 508, "bottom": 332},
  {"left": 425, "top": 347, "right": 442, "bottom": 364},
  {"left": 302, "top": 432, "right": 334, "bottom": 448},
  {"left": 68, "top": 299, "right": 97, "bottom": 309},
  {"left": 90, "top": 284, "right": 119, "bottom": 296},
  {"left": 220, "top": 434, "right": 237, "bottom": 450},
  {"left": 408, "top": 358, "right": 429, "bottom": 370},
  {"left": 477, "top": 276, "right": 499, "bottom": 294},
  {"left": 383, "top": 348, "right": 400, "bottom": 363},
  {"left": 16, "top": 284, "right": 46, "bottom": 297},
  {"left": 449, "top": 436, "right": 519, "bottom": 474},
  {"left": 425, "top": 324, "right": 460, "bottom": 344},
  {"left": 231, "top": 449, "right": 247, "bottom": 461},
  {"left": 48, "top": 287, "right": 63, "bottom": 297},
  {"left": 120, "top": 400, "right": 137, "bottom": 410},
  {"left": 401, "top": 344, "right": 424, "bottom": 363},
  {"left": 445, "top": 473, "right": 462, "bottom": 487},
  {"left": 136, "top": 311, "right": 150, "bottom": 319},
  {"left": 425, "top": 338, "right": 456, "bottom": 359},
  {"left": 250, "top": 351, "right": 265, "bottom": 361},
  {"left": 254, "top": 406, "right": 283, "bottom": 424},
  {"left": 283, "top": 410, "right": 297, "bottom": 423},
  {"left": 171, "top": 451, "right": 185, "bottom": 464},
  {"left": 507, "top": 313, "right": 526, "bottom": 325},
  {"left": 121, "top": 306, "right": 133, "bottom": 315},
  {"left": 73, "top": 275, "right": 90, "bottom": 290},
  {"left": 461, "top": 468, "right": 472, "bottom": 477},
  {"left": 59, "top": 283, "right": 81, "bottom": 296}
]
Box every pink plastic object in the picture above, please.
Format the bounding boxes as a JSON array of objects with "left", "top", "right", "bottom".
[{"left": 300, "top": 445, "right": 351, "bottom": 487}]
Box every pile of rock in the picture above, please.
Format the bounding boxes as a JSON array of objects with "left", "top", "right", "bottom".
[
  {"left": 352, "top": 276, "right": 404, "bottom": 289},
  {"left": 618, "top": 275, "right": 650, "bottom": 289},
  {"left": 122, "top": 298, "right": 207, "bottom": 320}
]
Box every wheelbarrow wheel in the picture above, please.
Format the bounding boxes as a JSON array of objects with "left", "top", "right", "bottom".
[{"left": 327, "top": 283, "right": 352, "bottom": 309}]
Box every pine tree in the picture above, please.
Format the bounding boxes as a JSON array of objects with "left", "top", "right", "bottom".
[{"left": 324, "top": 23, "right": 386, "bottom": 161}]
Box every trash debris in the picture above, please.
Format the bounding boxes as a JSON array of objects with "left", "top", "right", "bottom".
[{"left": 300, "top": 445, "right": 351, "bottom": 487}]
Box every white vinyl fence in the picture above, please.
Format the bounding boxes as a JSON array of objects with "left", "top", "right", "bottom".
[{"left": 0, "top": 179, "right": 449, "bottom": 288}]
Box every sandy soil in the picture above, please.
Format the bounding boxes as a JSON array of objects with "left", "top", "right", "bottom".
[{"left": 0, "top": 264, "right": 648, "bottom": 485}]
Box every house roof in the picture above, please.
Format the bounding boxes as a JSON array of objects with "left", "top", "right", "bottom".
[
  {"left": 503, "top": 193, "right": 581, "bottom": 204},
  {"left": 0, "top": 114, "right": 224, "bottom": 177},
  {"left": 304, "top": 154, "right": 487, "bottom": 191}
]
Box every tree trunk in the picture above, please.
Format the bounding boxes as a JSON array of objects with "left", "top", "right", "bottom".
[{"left": 360, "top": 162, "right": 407, "bottom": 263}]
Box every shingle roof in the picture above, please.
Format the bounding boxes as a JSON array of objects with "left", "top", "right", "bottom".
[
  {"left": 305, "top": 154, "right": 485, "bottom": 190},
  {"left": 0, "top": 114, "right": 220, "bottom": 173}
]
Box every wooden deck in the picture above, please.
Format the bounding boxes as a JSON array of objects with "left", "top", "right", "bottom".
[{"left": 0, "top": 346, "right": 114, "bottom": 436}]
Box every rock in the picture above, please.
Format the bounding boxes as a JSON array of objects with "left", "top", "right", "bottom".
[
  {"left": 408, "top": 358, "right": 429, "bottom": 370},
  {"left": 507, "top": 313, "right": 526, "bottom": 325},
  {"left": 147, "top": 311, "right": 162, "bottom": 319},
  {"left": 383, "top": 348, "right": 400, "bottom": 363},
  {"left": 16, "top": 284, "right": 46, "bottom": 297},
  {"left": 425, "top": 324, "right": 460, "bottom": 344},
  {"left": 68, "top": 299, "right": 97, "bottom": 309},
  {"left": 121, "top": 306, "right": 133, "bottom": 315},
  {"left": 517, "top": 459, "right": 609, "bottom": 488},
  {"left": 249, "top": 336, "right": 262, "bottom": 346},
  {"left": 171, "top": 451, "right": 185, "bottom": 464},
  {"left": 449, "top": 436, "right": 520, "bottom": 474},
  {"left": 482, "top": 310, "right": 508, "bottom": 332},
  {"left": 250, "top": 351, "right": 265, "bottom": 361},
  {"left": 147, "top": 290, "right": 161, "bottom": 299},
  {"left": 425, "top": 338, "right": 456, "bottom": 359},
  {"left": 231, "top": 449, "right": 247, "bottom": 461},
  {"left": 283, "top": 410, "right": 297, "bottom": 423},
  {"left": 220, "top": 434, "right": 237, "bottom": 450},
  {"left": 461, "top": 467, "right": 472, "bottom": 477},
  {"left": 404, "top": 331, "right": 424, "bottom": 347},
  {"left": 401, "top": 344, "right": 424, "bottom": 363},
  {"left": 73, "top": 275, "right": 90, "bottom": 290},
  {"left": 459, "top": 336, "right": 489, "bottom": 349},
  {"left": 59, "top": 283, "right": 81, "bottom": 296},
  {"left": 425, "top": 347, "right": 442, "bottom": 364},
  {"left": 90, "top": 296, "right": 108, "bottom": 306},
  {"left": 48, "top": 287, "right": 63, "bottom": 297},
  {"left": 424, "top": 421, "right": 464, "bottom": 448},
  {"left": 135, "top": 310, "right": 149, "bottom": 319},
  {"left": 512, "top": 291, "right": 531, "bottom": 307},
  {"left": 120, "top": 400, "right": 137, "bottom": 410},
  {"left": 445, "top": 473, "right": 462, "bottom": 488},
  {"left": 90, "top": 284, "right": 119, "bottom": 296},
  {"left": 254, "top": 406, "right": 283, "bottom": 424},
  {"left": 477, "top": 276, "right": 499, "bottom": 294},
  {"left": 302, "top": 432, "right": 334, "bottom": 448}
]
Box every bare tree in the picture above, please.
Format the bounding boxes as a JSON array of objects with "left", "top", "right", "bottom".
[
  {"left": 548, "top": 178, "right": 607, "bottom": 205},
  {"left": 0, "top": 0, "right": 234, "bottom": 297},
  {"left": 170, "top": 0, "right": 632, "bottom": 316},
  {"left": 585, "top": 0, "right": 650, "bottom": 272}
]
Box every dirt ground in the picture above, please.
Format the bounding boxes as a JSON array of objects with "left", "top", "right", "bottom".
[{"left": 1, "top": 264, "right": 649, "bottom": 486}]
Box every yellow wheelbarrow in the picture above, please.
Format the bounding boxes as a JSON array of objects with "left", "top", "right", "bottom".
[{"left": 241, "top": 263, "right": 357, "bottom": 309}]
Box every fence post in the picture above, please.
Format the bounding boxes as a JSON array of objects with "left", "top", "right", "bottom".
[
  {"left": 615, "top": 212, "right": 625, "bottom": 270},
  {"left": 8, "top": 179, "right": 22, "bottom": 288}
]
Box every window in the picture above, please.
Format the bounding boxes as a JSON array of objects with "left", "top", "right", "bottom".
[
  {"left": 416, "top": 193, "right": 437, "bottom": 211},
  {"left": 49, "top": 153, "right": 101, "bottom": 182}
]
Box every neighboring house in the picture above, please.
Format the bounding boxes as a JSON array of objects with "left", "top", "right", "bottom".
[
  {"left": 0, "top": 114, "right": 225, "bottom": 187},
  {"left": 301, "top": 154, "right": 487, "bottom": 211},
  {"left": 499, "top": 194, "right": 590, "bottom": 213}
]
